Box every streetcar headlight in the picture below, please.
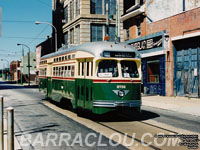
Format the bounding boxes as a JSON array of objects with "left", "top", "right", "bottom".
[{"left": 118, "top": 90, "right": 125, "bottom": 97}]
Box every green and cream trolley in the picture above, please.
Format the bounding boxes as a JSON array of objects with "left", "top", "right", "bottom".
[{"left": 39, "top": 42, "right": 142, "bottom": 114}]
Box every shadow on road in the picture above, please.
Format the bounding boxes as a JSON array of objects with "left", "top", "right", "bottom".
[
  {"left": 0, "top": 81, "right": 38, "bottom": 89},
  {"left": 88, "top": 110, "right": 160, "bottom": 122},
  {"left": 49, "top": 99, "right": 160, "bottom": 123}
]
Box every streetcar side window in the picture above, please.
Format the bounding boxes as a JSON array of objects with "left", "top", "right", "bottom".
[
  {"left": 82, "top": 62, "right": 84, "bottom": 76},
  {"left": 97, "top": 60, "right": 118, "bottom": 77},
  {"left": 121, "top": 61, "right": 139, "bottom": 78},
  {"left": 53, "top": 67, "right": 55, "bottom": 76},
  {"left": 71, "top": 65, "right": 75, "bottom": 77},
  {"left": 87, "top": 62, "right": 90, "bottom": 76},
  {"left": 91, "top": 62, "right": 93, "bottom": 76},
  {"left": 78, "top": 62, "right": 81, "bottom": 76},
  {"left": 64, "top": 66, "right": 67, "bottom": 77}
]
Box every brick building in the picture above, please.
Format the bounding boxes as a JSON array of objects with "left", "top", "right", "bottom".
[
  {"left": 123, "top": 0, "right": 200, "bottom": 97},
  {"left": 9, "top": 61, "right": 21, "bottom": 82}
]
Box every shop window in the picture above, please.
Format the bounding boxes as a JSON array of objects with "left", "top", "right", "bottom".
[{"left": 147, "top": 60, "right": 160, "bottom": 83}]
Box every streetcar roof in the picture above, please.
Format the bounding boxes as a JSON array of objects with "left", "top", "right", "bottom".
[{"left": 40, "top": 42, "right": 139, "bottom": 60}]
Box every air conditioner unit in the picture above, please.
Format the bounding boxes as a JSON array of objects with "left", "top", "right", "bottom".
[{"left": 62, "top": 19, "right": 66, "bottom": 24}]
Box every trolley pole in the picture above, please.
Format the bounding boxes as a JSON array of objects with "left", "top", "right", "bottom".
[
  {"left": 0, "top": 96, "right": 3, "bottom": 150},
  {"left": 7, "top": 107, "right": 14, "bottom": 150}
]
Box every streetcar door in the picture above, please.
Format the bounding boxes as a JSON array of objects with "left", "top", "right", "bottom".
[
  {"left": 76, "top": 60, "right": 86, "bottom": 108},
  {"left": 76, "top": 59, "right": 93, "bottom": 110},
  {"left": 47, "top": 77, "right": 52, "bottom": 97},
  {"left": 84, "top": 60, "right": 93, "bottom": 110}
]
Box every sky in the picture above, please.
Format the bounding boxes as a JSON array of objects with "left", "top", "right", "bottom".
[{"left": 0, "top": 0, "right": 52, "bottom": 69}]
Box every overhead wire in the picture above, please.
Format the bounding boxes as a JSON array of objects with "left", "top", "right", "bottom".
[
  {"left": 34, "top": 0, "right": 52, "bottom": 7},
  {"left": 27, "top": 24, "right": 51, "bottom": 46},
  {"left": 1, "top": 36, "right": 45, "bottom": 40}
]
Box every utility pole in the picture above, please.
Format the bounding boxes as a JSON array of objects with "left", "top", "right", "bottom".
[
  {"left": 17, "top": 43, "right": 31, "bottom": 86},
  {"left": 116, "top": 0, "right": 120, "bottom": 42}
]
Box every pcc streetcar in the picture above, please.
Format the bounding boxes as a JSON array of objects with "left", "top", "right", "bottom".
[{"left": 39, "top": 42, "right": 141, "bottom": 114}]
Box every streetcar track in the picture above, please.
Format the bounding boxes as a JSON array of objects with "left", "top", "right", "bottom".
[
  {"left": 119, "top": 113, "right": 178, "bottom": 134},
  {"left": 42, "top": 100, "right": 189, "bottom": 150},
  {"left": 96, "top": 121, "right": 161, "bottom": 150}
]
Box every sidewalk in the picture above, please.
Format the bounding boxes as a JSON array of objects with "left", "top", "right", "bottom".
[
  {"left": 142, "top": 95, "right": 200, "bottom": 117},
  {"left": 3, "top": 118, "right": 21, "bottom": 150}
]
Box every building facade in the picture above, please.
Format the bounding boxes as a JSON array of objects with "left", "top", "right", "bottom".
[
  {"left": 53, "top": 0, "right": 124, "bottom": 46},
  {"left": 20, "top": 51, "right": 37, "bottom": 83},
  {"left": 9, "top": 61, "right": 21, "bottom": 82},
  {"left": 123, "top": 0, "right": 200, "bottom": 97}
]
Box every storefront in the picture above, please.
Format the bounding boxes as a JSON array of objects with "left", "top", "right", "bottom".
[
  {"left": 126, "top": 31, "right": 168, "bottom": 96},
  {"left": 172, "top": 34, "right": 200, "bottom": 97}
]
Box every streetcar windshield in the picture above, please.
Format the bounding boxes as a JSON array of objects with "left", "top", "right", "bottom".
[
  {"left": 121, "top": 61, "right": 139, "bottom": 78},
  {"left": 97, "top": 60, "right": 118, "bottom": 77}
]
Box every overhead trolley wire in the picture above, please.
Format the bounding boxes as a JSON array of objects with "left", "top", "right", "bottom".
[{"left": 28, "top": 24, "right": 50, "bottom": 46}]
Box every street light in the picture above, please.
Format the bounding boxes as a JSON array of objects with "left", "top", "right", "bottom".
[
  {"left": 17, "top": 43, "right": 31, "bottom": 86},
  {"left": 35, "top": 21, "right": 57, "bottom": 52}
]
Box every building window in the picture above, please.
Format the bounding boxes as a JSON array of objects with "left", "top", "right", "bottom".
[
  {"left": 76, "top": 25, "right": 80, "bottom": 44},
  {"left": 91, "top": 0, "right": 102, "bottom": 14},
  {"left": 70, "top": 28, "right": 74, "bottom": 44},
  {"left": 136, "top": 17, "right": 141, "bottom": 37},
  {"left": 126, "top": 28, "right": 130, "bottom": 40},
  {"left": 104, "top": 0, "right": 116, "bottom": 16},
  {"left": 64, "top": 32, "right": 68, "bottom": 45},
  {"left": 91, "top": 24, "right": 103, "bottom": 42},
  {"left": 70, "top": 1, "right": 74, "bottom": 20},
  {"left": 76, "top": 0, "right": 80, "bottom": 16},
  {"left": 64, "top": 6, "right": 68, "bottom": 23},
  {"left": 108, "top": 25, "right": 115, "bottom": 41},
  {"left": 147, "top": 60, "right": 160, "bottom": 83}
]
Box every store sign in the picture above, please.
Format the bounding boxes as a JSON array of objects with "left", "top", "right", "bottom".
[{"left": 131, "top": 35, "right": 163, "bottom": 51}]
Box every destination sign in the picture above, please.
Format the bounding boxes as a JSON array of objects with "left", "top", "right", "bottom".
[{"left": 103, "top": 51, "right": 136, "bottom": 58}]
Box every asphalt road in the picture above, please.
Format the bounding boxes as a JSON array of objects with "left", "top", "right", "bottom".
[
  {"left": 0, "top": 81, "right": 127, "bottom": 150},
  {"left": 0, "top": 80, "right": 199, "bottom": 150}
]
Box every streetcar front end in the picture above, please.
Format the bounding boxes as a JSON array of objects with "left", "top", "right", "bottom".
[{"left": 92, "top": 51, "right": 141, "bottom": 114}]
